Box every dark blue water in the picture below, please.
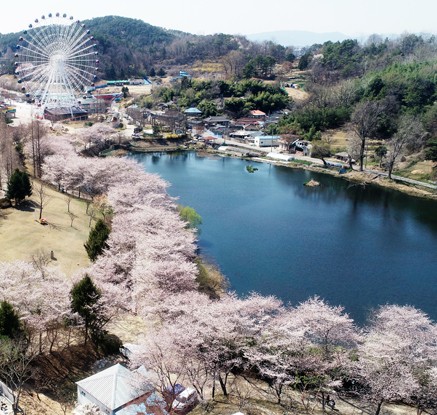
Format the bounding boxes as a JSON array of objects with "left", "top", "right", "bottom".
[{"left": 129, "top": 151, "right": 437, "bottom": 324}]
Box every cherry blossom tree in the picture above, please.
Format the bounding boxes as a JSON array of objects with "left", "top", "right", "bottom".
[
  {"left": 132, "top": 293, "right": 283, "bottom": 400},
  {"left": 0, "top": 261, "right": 72, "bottom": 352},
  {"left": 246, "top": 297, "right": 360, "bottom": 406},
  {"left": 356, "top": 305, "right": 437, "bottom": 415}
]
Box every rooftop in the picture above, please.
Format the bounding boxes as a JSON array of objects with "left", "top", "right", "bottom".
[{"left": 76, "top": 363, "right": 153, "bottom": 411}]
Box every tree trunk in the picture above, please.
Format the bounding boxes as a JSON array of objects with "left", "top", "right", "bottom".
[
  {"left": 375, "top": 400, "right": 384, "bottom": 415},
  {"left": 388, "top": 161, "right": 394, "bottom": 179},
  {"left": 84, "top": 320, "right": 88, "bottom": 345},
  {"left": 212, "top": 371, "right": 216, "bottom": 399},
  {"left": 360, "top": 137, "right": 366, "bottom": 171},
  {"left": 218, "top": 374, "right": 228, "bottom": 397}
]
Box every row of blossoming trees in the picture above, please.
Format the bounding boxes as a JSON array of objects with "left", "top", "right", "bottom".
[{"left": 1, "top": 122, "right": 436, "bottom": 414}]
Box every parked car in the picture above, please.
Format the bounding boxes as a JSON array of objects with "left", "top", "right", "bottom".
[{"left": 171, "top": 387, "right": 198, "bottom": 414}]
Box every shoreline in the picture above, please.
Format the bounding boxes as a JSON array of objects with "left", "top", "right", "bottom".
[{"left": 124, "top": 144, "right": 437, "bottom": 201}]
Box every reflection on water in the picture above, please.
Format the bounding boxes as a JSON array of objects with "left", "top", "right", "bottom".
[{"left": 129, "top": 152, "right": 437, "bottom": 324}]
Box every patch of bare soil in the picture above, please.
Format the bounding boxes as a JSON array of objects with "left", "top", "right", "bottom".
[{"left": 21, "top": 344, "right": 106, "bottom": 415}]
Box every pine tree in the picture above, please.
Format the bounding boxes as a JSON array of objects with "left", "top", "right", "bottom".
[
  {"left": 84, "top": 219, "right": 110, "bottom": 261},
  {"left": 0, "top": 301, "right": 22, "bottom": 338},
  {"left": 6, "top": 169, "right": 32, "bottom": 206},
  {"left": 70, "top": 275, "right": 102, "bottom": 344}
]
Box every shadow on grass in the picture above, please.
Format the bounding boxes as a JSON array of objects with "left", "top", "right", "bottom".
[
  {"left": 16, "top": 200, "right": 37, "bottom": 212},
  {"left": 48, "top": 221, "right": 66, "bottom": 231}
]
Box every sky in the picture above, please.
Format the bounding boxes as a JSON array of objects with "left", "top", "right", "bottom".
[{"left": 1, "top": 0, "right": 436, "bottom": 37}]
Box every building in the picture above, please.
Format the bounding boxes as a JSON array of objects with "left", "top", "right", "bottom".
[
  {"left": 44, "top": 106, "right": 88, "bottom": 122},
  {"left": 249, "top": 109, "right": 266, "bottom": 120},
  {"left": 184, "top": 107, "right": 202, "bottom": 116},
  {"left": 253, "top": 135, "right": 280, "bottom": 147},
  {"left": 204, "top": 116, "right": 231, "bottom": 128},
  {"left": 76, "top": 363, "right": 167, "bottom": 415}
]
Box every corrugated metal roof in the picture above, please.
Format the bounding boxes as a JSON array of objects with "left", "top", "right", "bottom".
[{"left": 76, "top": 364, "right": 153, "bottom": 410}]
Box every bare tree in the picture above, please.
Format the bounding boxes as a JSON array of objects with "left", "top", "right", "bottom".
[
  {"left": 30, "top": 249, "right": 51, "bottom": 279},
  {"left": 87, "top": 207, "right": 97, "bottom": 228},
  {"left": 386, "top": 115, "right": 427, "bottom": 179},
  {"left": 221, "top": 50, "right": 247, "bottom": 79},
  {"left": 351, "top": 100, "right": 384, "bottom": 171},
  {"left": 0, "top": 119, "right": 21, "bottom": 188},
  {"left": 33, "top": 181, "right": 51, "bottom": 220},
  {"left": 68, "top": 211, "right": 78, "bottom": 228},
  {"left": 27, "top": 120, "right": 48, "bottom": 178},
  {"left": 0, "top": 338, "right": 36, "bottom": 414},
  {"left": 64, "top": 195, "right": 72, "bottom": 213}
]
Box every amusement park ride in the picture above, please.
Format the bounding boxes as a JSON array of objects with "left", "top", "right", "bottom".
[{"left": 14, "top": 13, "right": 99, "bottom": 119}]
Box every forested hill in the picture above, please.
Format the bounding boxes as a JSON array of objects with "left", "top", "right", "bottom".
[
  {"left": 0, "top": 15, "right": 250, "bottom": 79},
  {"left": 83, "top": 16, "right": 177, "bottom": 79}
]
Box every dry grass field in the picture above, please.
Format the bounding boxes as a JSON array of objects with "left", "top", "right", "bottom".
[
  {"left": 0, "top": 181, "right": 91, "bottom": 276},
  {"left": 285, "top": 86, "right": 310, "bottom": 102}
]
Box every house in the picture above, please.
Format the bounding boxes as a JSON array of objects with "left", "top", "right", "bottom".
[
  {"left": 278, "top": 135, "right": 300, "bottom": 152},
  {"left": 204, "top": 116, "right": 231, "bottom": 128},
  {"left": 232, "top": 117, "right": 263, "bottom": 131},
  {"left": 75, "top": 363, "right": 167, "bottom": 415},
  {"left": 249, "top": 109, "right": 266, "bottom": 120}
]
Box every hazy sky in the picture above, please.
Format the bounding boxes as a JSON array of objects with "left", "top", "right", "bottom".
[{"left": 1, "top": 0, "right": 436, "bottom": 36}]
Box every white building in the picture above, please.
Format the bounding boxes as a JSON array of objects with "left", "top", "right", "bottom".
[
  {"left": 253, "top": 135, "right": 280, "bottom": 147},
  {"left": 75, "top": 363, "right": 166, "bottom": 415}
]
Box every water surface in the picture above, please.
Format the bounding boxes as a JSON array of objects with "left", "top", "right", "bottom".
[{"left": 130, "top": 152, "right": 437, "bottom": 324}]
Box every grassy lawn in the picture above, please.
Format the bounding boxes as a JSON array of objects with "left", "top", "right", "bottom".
[{"left": 0, "top": 181, "right": 91, "bottom": 276}]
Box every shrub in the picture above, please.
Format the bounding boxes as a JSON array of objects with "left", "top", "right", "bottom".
[
  {"left": 0, "top": 198, "right": 12, "bottom": 209},
  {"left": 95, "top": 331, "right": 123, "bottom": 355}
]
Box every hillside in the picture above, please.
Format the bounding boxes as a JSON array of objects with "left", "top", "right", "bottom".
[{"left": 0, "top": 16, "right": 251, "bottom": 79}]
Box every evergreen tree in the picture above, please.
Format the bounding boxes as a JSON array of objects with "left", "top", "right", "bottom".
[
  {"left": 6, "top": 169, "right": 32, "bottom": 206},
  {"left": 84, "top": 219, "right": 110, "bottom": 261},
  {"left": 425, "top": 139, "right": 437, "bottom": 163},
  {"left": 70, "top": 275, "right": 103, "bottom": 344},
  {"left": 0, "top": 301, "right": 21, "bottom": 338}
]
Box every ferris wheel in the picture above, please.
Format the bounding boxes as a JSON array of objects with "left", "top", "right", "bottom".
[{"left": 15, "top": 13, "right": 99, "bottom": 109}]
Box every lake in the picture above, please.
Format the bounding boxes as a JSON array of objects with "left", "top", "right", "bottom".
[{"left": 129, "top": 151, "right": 437, "bottom": 324}]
